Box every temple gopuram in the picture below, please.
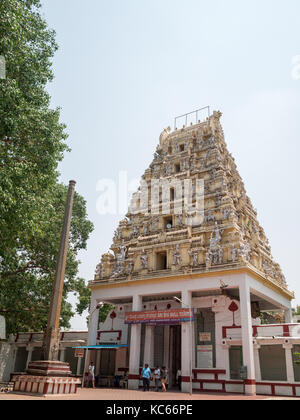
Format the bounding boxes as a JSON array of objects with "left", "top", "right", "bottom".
[{"left": 86, "top": 110, "right": 299, "bottom": 397}]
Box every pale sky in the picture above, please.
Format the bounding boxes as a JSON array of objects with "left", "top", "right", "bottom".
[{"left": 40, "top": 0, "right": 300, "bottom": 330}]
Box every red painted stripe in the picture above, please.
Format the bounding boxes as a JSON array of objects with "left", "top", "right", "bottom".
[
  {"left": 244, "top": 379, "right": 256, "bottom": 385},
  {"left": 193, "top": 369, "right": 226, "bottom": 375},
  {"left": 283, "top": 325, "right": 290, "bottom": 337},
  {"left": 256, "top": 382, "right": 300, "bottom": 388},
  {"left": 181, "top": 376, "right": 191, "bottom": 383}
]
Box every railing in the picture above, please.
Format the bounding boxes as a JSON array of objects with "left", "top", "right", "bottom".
[{"left": 174, "top": 106, "right": 211, "bottom": 130}]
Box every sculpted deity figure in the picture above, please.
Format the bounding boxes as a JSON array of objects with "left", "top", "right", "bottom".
[
  {"left": 177, "top": 214, "right": 183, "bottom": 227},
  {"left": 132, "top": 225, "right": 139, "bottom": 237},
  {"left": 281, "top": 274, "right": 287, "bottom": 287},
  {"left": 127, "top": 261, "right": 134, "bottom": 275},
  {"left": 95, "top": 263, "right": 104, "bottom": 278},
  {"left": 188, "top": 249, "right": 198, "bottom": 267},
  {"left": 190, "top": 158, "right": 194, "bottom": 171},
  {"left": 118, "top": 242, "right": 127, "bottom": 262},
  {"left": 152, "top": 216, "right": 159, "bottom": 231},
  {"left": 111, "top": 261, "right": 125, "bottom": 278},
  {"left": 140, "top": 250, "right": 148, "bottom": 269},
  {"left": 239, "top": 241, "right": 251, "bottom": 262},
  {"left": 196, "top": 138, "right": 202, "bottom": 150},
  {"left": 231, "top": 245, "right": 238, "bottom": 262},
  {"left": 217, "top": 246, "right": 223, "bottom": 264},
  {"left": 205, "top": 251, "right": 212, "bottom": 267},
  {"left": 210, "top": 222, "right": 222, "bottom": 249},
  {"left": 143, "top": 223, "right": 149, "bottom": 235},
  {"left": 263, "top": 260, "right": 273, "bottom": 276},
  {"left": 172, "top": 245, "right": 182, "bottom": 266}
]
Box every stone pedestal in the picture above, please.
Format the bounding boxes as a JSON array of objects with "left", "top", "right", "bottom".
[
  {"left": 12, "top": 374, "right": 81, "bottom": 395},
  {"left": 11, "top": 361, "right": 81, "bottom": 396}
]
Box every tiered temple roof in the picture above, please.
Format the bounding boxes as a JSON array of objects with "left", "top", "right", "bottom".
[{"left": 92, "top": 111, "right": 292, "bottom": 297}]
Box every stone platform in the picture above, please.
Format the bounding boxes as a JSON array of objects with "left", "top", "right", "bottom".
[
  {"left": 12, "top": 374, "right": 81, "bottom": 395},
  {"left": 11, "top": 361, "right": 81, "bottom": 395}
]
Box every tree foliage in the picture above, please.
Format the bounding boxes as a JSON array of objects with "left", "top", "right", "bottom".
[{"left": 0, "top": 0, "right": 93, "bottom": 335}]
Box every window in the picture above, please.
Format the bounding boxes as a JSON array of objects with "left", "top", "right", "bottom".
[
  {"left": 164, "top": 216, "right": 173, "bottom": 230},
  {"left": 100, "top": 349, "right": 116, "bottom": 376},
  {"left": 292, "top": 345, "right": 300, "bottom": 382},
  {"left": 179, "top": 144, "right": 185, "bottom": 152},
  {"left": 156, "top": 251, "right": 167, "bottom": 270},
  {"left": 175, "top": 164, "right": 180, "bottom": 173},
  {"left": 259, "top": 345, "right": 287, "bottom": 381},
  {"left": 170, "top": 187, "right": 175, "bottom": 201},
  {"left": 229, "top": 346, "right": 243, "bottom": 379}
]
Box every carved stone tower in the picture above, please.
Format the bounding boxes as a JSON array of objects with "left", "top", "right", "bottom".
[{"left": 93, "top": 111, "right": 289, "bottom": 294}]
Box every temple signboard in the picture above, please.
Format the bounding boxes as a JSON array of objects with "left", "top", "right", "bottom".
[{"left": 125, "top": 309, "right": 194, "bottom": 325}]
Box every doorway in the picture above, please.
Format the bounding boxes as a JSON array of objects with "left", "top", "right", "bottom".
[
  {"left": 170, "top": 325, "right": 181, "bottom": 388},
  {"left": 99, "top": 349, "right": 116, "bottom": 376},
  {"left": 229, "top": 346, "right": 243, "bottom": 379}
]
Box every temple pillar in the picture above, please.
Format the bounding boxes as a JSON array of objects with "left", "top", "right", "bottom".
[
  {"left": 143, "top": 326, "right": 155, "bottom": 367},
  {"left": 26, "top": 346, "right": 33, "bottom": 370},
  {"left": 253, "top": 343, "right": 261, "bottom": 382},
  {"left": 128, "top": 295, "right": 142, "bottom": 390},
  {"left": 76, "top": 355, "right": 82, "bottom": 376},
  {"left": 181, "top": 290, "right": 193, "bottom": 393},
  {"left": 59, "top": 347, "right": 66, "bottom": 363},
  {"left": 239, "top": 278, "right": 256, "bottom": 395},
  {"left": 163, "top": 326, "right": 170, "bottom": 368},
  {"left": 285, "top": 308, "right": 293, "bottom": 324}
]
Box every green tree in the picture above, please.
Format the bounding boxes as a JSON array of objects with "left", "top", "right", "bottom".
[
  {"left": 0, "top": 184, "right": 94, "bottom": 335},
  {"left": 0, "top": 1, "right": 94, "bottom": 335}
]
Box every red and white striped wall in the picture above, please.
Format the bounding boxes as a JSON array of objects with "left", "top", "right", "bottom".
[{"left": 12, "top": 375, "right": 81, "bottom": 395}]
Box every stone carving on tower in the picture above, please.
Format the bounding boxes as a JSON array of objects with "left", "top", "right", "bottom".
[{"left": 92, "top": 110, "right": 290, "bottom": 293}]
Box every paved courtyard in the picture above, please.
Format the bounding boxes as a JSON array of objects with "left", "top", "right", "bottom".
[{"left": 0, "top": 388, "right": 299, "bottom": 400}]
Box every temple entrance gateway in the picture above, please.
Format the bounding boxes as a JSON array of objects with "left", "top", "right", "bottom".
[{"left": 89, "top": 111, "right": 295, "bottom": 396}]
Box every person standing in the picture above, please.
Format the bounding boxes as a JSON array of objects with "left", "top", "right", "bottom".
[
  {"left": 154, "top": 366, "right": 161, "bottom": 392},
  {"left": 164, "top": 367, "right": 169, "bottom": 390},
  {"left": 141, "top": 363, "right": 151, "bottom": 392},
  {"left": 160, "top": 366, "right": 167, "bottom": 392},
  {"left": 88, "top": 361, "right": 96, "bottom": 389},
  {"left": 176, "top": 369, "right": 182, "bottom": 391}
]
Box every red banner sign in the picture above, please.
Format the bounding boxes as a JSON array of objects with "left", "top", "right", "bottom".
[
  {"left": 125, "top": 309, "right": 194, "bottom": 325},
  {"left": 74, "top": 349, "right": 84, "bottom": 358}
]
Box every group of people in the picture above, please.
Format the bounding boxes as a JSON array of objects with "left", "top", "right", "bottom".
[
  {"left": 141, "top": 364, "right": 169, "bottom": 392},
  {"left": 86, "top": 361, "right": 182, "bottom": 392}
]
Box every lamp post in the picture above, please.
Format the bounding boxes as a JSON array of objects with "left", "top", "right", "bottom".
[{"left": 173, "top": 296, "right": 193, "bottom": 396}]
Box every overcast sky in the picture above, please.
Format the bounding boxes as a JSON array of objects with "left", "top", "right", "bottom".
[{"left": 40, "top": 0, "right": 300, "bottom": 330}]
